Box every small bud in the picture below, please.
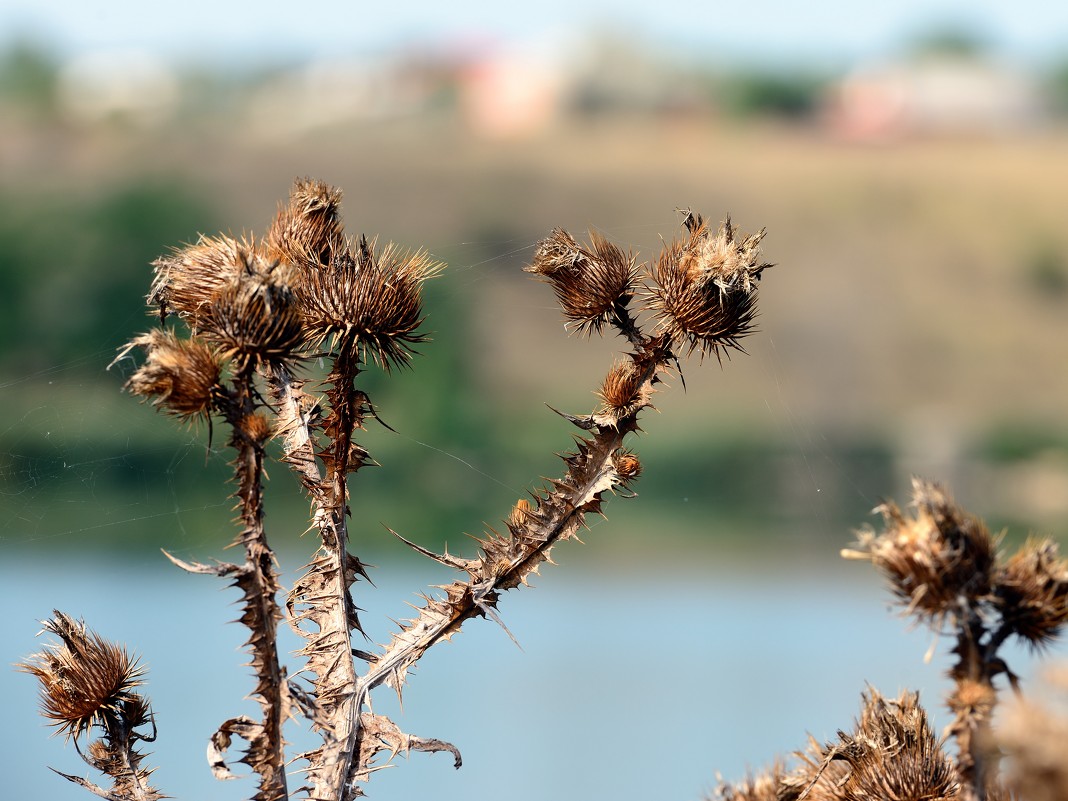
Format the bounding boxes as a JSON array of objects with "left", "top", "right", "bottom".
[
  {"left": 613, "top": 450, "right": 642, "bottom": 486},
  {"left": 526, "top": 228, "right": 638, "bottom": 335},
  {"left": 644, "top": 213, "right": 771, "bottom": 360},
  {"left": 597, "top": 358, "right": 651, "bottom": 420},
  {"left": 508, "top": 498, "right": 534, "bottom": 530}
]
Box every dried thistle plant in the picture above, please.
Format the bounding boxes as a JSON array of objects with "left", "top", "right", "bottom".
[
  {"left": 844, "top": 478, "right": 1068, "bottom": 800},
  {"left": 715, "top": 479, "right": 1066, "bottom": 801},
  {"left": 23, "top": 181, "right": 775, "bottom": 800},
  {"left": 18, "top": 611, "right": 160, "bottom": 801}
]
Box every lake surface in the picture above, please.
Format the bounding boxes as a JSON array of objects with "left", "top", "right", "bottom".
[{"left": 4, "top": 552, "right": 1062, "bottom": 801}]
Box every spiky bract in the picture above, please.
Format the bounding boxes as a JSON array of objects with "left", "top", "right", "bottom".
[
  {"left": 121, "top": 329, "right": 223, "bottom": 420},
  {"left": 18, "top": 611, "right": 146, "bottom": 742},
  {"left": 265, "top": 177, "right": 346, "bottom": 271},
  {"left": 299, "top": 235, "right": 443, "bottom": 370},
  {"left": 646, "top": 213, "right": 770, "bottom": 359},
  {"left": 994, "top": 538, "right": 1068, "bottom": 648},
  {"left": 202, "top": 256, "right": 304, "bottom": 369},
  {"left": 149, "top": 233, "right": 245, "bottom": 324},
  {"left": 526, "top": 227, "right": 638, "bottom": 335},
  {"left": 844, "top": 478, "right": 997, "bottom": 624},
  {"left": 802, "top": 688, "right": 960, "bottom": 801}
]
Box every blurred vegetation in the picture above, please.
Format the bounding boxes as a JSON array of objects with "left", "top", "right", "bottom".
[
  {"left": 711, "top": 69, "right": 828, "bottom": 121},
  {"left": 0, "top": 181, "right": 220, "bottom": 376},
  {"left": 0, "top": 37, "right": 58, "bottom": 117}
]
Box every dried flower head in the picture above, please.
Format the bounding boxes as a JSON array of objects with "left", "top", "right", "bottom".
[
  {"left": 994, "top": 538, "right": 1068, "bottom": 648},
  {"left": 149, "top": 233, "right": 245, "bottom": 324},
  {"left": 613, "top": 450, "right": 642, "bottom": 486},
  {"left": 645, "top": 213, "right": 770, "bottom": 360},
  {"left": 299, "top": 235, "right": 444, "bottom": 370},
  {"left": 526, "top": 227, "right": 638, "bottom": 335},
  {"left": 843, "top": 478, "right": 997, "bottom": 624},
  {"left": 120, "top": 329, "right": 224, "bottom": 421},
  {"left": 201, "top": 252, "right": 305, "bottom": 369},
  {"left": 18, "top": 611, "right": 146, "bottom": 741},
  {"left": 709, "top": 762, "right": 789, "bottom": 801},
  {"left": 596, "top": 358, "right": 651, "bottom": 420},
  {"left": 264, "top": 177, "right": 346, "bottom": 271},
  {"left": 797, "top": 688, "right": 959, "bottom": 801}
]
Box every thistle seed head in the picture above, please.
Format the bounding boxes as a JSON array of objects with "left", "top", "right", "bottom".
[
  {"left": 264, "top": 177, "right": 346, "bottom": 271},
  {"left": 299, "top": 236, "right": 443, "bottom": 370},
  {"left": 994, "top": 538, "right": 1068, "bottom": 648},
  {"left": 844, "top": 478, "right": 997, "bottom": 624},
  {"left": 201, "top": 251, "right": 305, "bottom": 369},
  {"left": 18, "top": 611, "right": 146, "bottom": 741},
  {"left": 121, "top": 329, "right": 224, "bottom": 421},
  {"left": 796, "top": 688, "right": 959, "bottom": 801},
  {"left": 597, "top": 358, "right": 652, "bottom": 421},
  {"left": 526, "top": 228, "right": 638, "bottom": 335},
  {"left": 149, "top": 233, "right": 245, "bottom": 324},
  {"left": 645, "top": 213, "right": 770, "bottom": 360},
  {"left": 613, "top": 450, "right": 642, "bottom": 486}
]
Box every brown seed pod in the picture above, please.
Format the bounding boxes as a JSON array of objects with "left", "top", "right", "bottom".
[
  {"left": 613, "top": 450, "right": 642, "bottom": 486},
  {"left": 120, "top": 329, "right": 224, "bottom": 421},
  {"left": 299, "top": 235, "right": 443, "bottom": 370},
  {"left": 644, "top": 212, "right": 771, "bottom": 360},
  {"left": 264, "top": 177, "right": 346, "bottom": 271},
  {"left": 526, "top": 228, "right": 638, "bottom": 335},
  {"left": 994, "top": 538, "right": 1068, "bottom": 648},
  {"left": 597, "top": 358, "right": 651, "bottom": 420},
  {"left": 17, "top": 611, "right": 146, "bottom": 741},
  {"left": 201, "top": 251, "right": 305, "bottom": 369},
  {"left": 149, "top": 233, "right": 246, "bottom": 324},
  {"left": 844, "top": 478, "right": 997, "bottom": 624}
]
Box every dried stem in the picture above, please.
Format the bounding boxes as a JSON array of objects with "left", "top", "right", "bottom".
[{"left": 168, "top": 366, "right": 290, "bottom": 801}]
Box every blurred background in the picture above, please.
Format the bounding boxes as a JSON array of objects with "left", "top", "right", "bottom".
[{"left": 2, "top": 2, "right": 1067, "bottom": 799}]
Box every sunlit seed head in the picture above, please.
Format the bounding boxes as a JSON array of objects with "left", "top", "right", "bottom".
[
  {"left": 121, "top": 329, "right": 223, "bottom": 421},
  {"left": 201, "top": 249, "right": 305, "bottom": 369},
  {"left": 149, "top": 233, "right": 246, "bottom": 324},
  {"left": 526, "top": 228, "right": 638, "bottom": 336},
  {"left": 299, "top": 236, "right": 444, "bottom": 370},
  {"left": 995, "top": 538, "right": 1068, "bottom": 648},
  {"left": 17, "top": 611, "right": 146, "bottom": 741},
  {"left": 644, "top": 213, "right": 771, "bottom": 360},
  {"left": 264, "top": 177, "right": 346, "bottom": 272},
  {"left": 846, "top": 478, "right": 997, "bottom": 624}
]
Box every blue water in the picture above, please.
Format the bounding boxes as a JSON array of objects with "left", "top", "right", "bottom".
[{"left": 4, "top": 552, "right": 1061, "bottom": 800}]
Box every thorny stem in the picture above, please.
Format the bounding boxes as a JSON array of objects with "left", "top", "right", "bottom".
[
  {"left": 224, "top": 369, "right": 289, "bottom": 801},
  {"left": 270, "top": 354, "right": 368, "bottom": 800},
  {"left": 949, "top": 598, "right": 1020, "bottom": 801}
]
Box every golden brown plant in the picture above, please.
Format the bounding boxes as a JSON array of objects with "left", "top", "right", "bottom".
[
  {"left": 19, "top": 612, "right": 161, "bottom": 801},
  {"left": 645, "top": 212, "right": 771, "bottom": 360},
  {"left": 32, "top": 181, "right": 775, "bottom": 800},
  {"left": 714, "top": 480, "right": 1065, "bottom": 801}
]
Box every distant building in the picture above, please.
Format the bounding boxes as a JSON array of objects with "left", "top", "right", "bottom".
[{"left": 826, "top": 55, "right": 1043, "bottom": 140}]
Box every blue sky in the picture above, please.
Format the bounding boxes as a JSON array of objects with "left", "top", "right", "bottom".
[{"left": 3, "top": 1, "right": 1068, "bottom": 67}]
